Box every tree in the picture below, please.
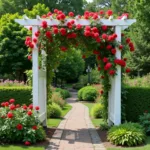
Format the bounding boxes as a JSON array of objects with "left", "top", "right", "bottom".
[
  {"left": 0, "top": 13, "right": 31, "bottom": 80},
  {"left": 24, "top": 3, "right": 50, "bottom": 18},
  {"left": 0, "top": 0, "right": 84, "bottom": 16},
  {"left": 126, "top": 0, "right": 150, "bottom": 75},
  {"left": 57, "top": 49, "right": 85, "bottom": 83},
  {"left": 84, "top": 0, "right": 127, "bottom": 14}
]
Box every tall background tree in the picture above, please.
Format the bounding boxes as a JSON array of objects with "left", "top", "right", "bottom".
[
  {"left": 0, "top": 13, "right": 31, "bottom": 80},
  {"left": 0, "top": 0, "right": 84, "bottom": 16}
]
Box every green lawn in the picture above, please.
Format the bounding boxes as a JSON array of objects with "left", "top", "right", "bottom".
[
  {"left": 0, "top": 145, "right": 44, "bottom": 150},
  {"left": 47, "top": 104, "right": 72, "bottom": 127},
  {"left": 83, "top": 102, "right": 103, "bottom": 127}
]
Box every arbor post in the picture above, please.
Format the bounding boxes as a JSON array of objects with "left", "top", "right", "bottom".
[
  {"left": 32, "top": 26, "right": 39, "bottom": 107},
  {"left": 108, "top": 26, "right": 122, "bottom": 125}
]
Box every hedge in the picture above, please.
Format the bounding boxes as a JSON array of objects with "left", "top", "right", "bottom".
[
  {"left": 0, "top": 87, "right": 32, "bottom": 105},
  {"left": 124, "top": 87, "right": 150, "bottom": 122}
]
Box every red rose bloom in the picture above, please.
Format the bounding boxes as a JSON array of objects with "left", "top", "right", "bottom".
[
  {"left": 28, "top": 55, "right": 32, "bottom": 60},
  {"left": 41, "top": 21, "right": 48, "bottom": 29},
  {"left": 29, "top": 104, "right": 33, "bottom": 110},
  {"left": 1, "top": 102, "right": 5, "bottom": 107},
  {"left": 35, "top": 31, "right": 40, "bottom": 37},
  {"left": 35, "top": 106, "right": 40, "bottom": 111},
  {"left": 16, "top": 124, "right": 23, "bottom": 130},
  {"left": 101, "top": 76, "right": 104, "bottom": 79},
  {"left": 84, "top": 30, "right": 91, "bottom": 37},
  {"left": 98, "top": 66, "right": 101, "bottom": 71},
  {"left": 119, "top": 45, "right": 123, "bottom": 50},
  {"left": 109, "top": 70, "right": 115, "bottom": 75},
  {"left": 29, "top": 43, "right": 34, "bottom": 49},
  {"left": 29, "top": 27, "right": 32, "bottom": 31},
  {"left": 60, "top": 28, "right": 66, "bottom": 36},
  {"left": 23, "top": 105, "right": 27, "bottom": 110},
  {"left": 7, "top": 112, "right": 13, "bottom": 118},
  {"left": 5, "top": 102, "right": 9, "bottom": 107},
  {"left": 102, "top": 34, "right": 108, "bottom": 40},
  {"left": 101, "top": 25, "right": 108, "bottom": 31},
  {"left": 130, "top": 46, "right": 135, "bottom": 52},
  {"left": 46, "top": 31, "right": 51, "bottom": 38},
  {"left": 53, "top": 27, "right": 59, "bottom": 34},
  {"left": 60, "top": 46, "right": 67, "bottom": 52},
  {"left": 103, "top": 57, "right": 108, "bottom": 63},
  {"left": 104, "top": 63, "right": 112, "bottom": 70},
  {"left": 69, "top": 12, "right": 74, "bottom": 17},
  {"left": 97, "top": 55, "right": 101, "bottom": 60},
  {"left": 126, "top": 38, "right": 130, "bottom": 44},
  {"left": 111, "top": 48, "right": 116, "bottom": 55},
  {"left": 99, "top": 10, "right": 104, "bottom": 15},
  {"left": 32, "top": 125, "right": 37, "bottom": 130},
  {"left": 106, "top": 10, "right": 113, "bottom": 16},
  {"left": 33, "top": 38, "right": 37, "bottom": 43},
  {"left": 96, "top": 37, "right": 101, "bottom": 43},
  {"left": 106, "top": 45, "right": 112, "bottom": 50},
  {"left": 9, "top": 104, "right": 15, "bottom": 110},
  {"left": 76, "top": 24, "right": 82, "bottom": 30},
  {"left": 126, "top": 68, "right": 131, "bottom": 73},
  {"left": 24, "top": 141, "right": 30, "bottom": 146},
  {"left": 27, "top": 111, "right": 32, "bottom": 116},
  {"left": 9, "top": 99, "right": 15, "bottom": 103}
]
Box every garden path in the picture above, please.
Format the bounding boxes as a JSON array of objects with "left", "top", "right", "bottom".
[{"left": 47, "top": 90, "right": 106, "bottom": 150}]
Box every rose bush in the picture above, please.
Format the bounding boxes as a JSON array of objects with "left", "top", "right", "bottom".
[
  {"left": 0, "top": 99, "right": 46, "bottom": 145},
  {"left": 25, "top": 9, "right": 135, "bottom": 120}
]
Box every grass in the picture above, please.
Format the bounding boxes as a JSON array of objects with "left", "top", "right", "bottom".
[
  {"left": 107, "top": 137, "right": 150, "bottom": 150},
  {"left": 83, "top": 102, "right": 103, "bottom": 127},
  {"left": 47, "top": 104, "right": 72, "bottom": 127},
  {"left": 0, "top": 145, "right": 44, "bottom": 150}
]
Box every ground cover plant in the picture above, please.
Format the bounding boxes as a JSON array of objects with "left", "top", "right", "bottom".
[{"left": 107, "top": 122, "right": 146, "bottom": 146}]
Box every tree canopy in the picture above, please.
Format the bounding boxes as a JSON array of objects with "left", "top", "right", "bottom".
[{"left": 0, "top": 13, "right": 31, "bottom": 80}]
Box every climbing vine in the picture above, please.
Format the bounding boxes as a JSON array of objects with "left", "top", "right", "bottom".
[{"left": 25, "top": 9, "right": 134, "bottom": 120}]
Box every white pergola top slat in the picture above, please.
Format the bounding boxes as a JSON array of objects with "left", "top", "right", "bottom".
[{"left": 15, "top": 18, "right": 136, "bottom": 26}]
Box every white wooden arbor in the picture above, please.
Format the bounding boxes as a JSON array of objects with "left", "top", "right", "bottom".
[{"left": 15, "top": 16, "right": 136, "bottom": 126}]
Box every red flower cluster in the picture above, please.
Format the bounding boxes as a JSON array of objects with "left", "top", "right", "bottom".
[{"left": 114, "top": 59, "right": 126, "bottom": 67}]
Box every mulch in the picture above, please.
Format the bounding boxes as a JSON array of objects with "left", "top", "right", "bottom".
[
  {"left": 33, "top": 127, "right": 56, "bottom": 147},
  {"left": 96, "top": 128, "right": 118, "bottom": 148}
]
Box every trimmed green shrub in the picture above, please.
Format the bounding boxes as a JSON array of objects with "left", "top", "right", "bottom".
[
  {"left": 49, "top": 92, "right": 66, "bottom": 108},
  {"left": 107, "top": 122, "right": 146, "bottom": 146},
  {"left": 139, "top": 112, "right": 150, "bottom": 134},
  {"left": 78, "top": 86, "right": 98, "bottom": 101},
  {"left": 91, "top": 104, "right": 103, "bottom": 118},
  {"left": 55, "top": 88, "right": 70, "bottom": 99},
  {"left": 123, "top": 87, "right": 150, "bottom": 122},
  {"left": 72, "top": 83, "right": 84, "bottom": 90},
  {"left": 0, "top": 87, "right": 32, "bottom": 105},
  {"left": 47, "top": 103, "right": 62, "bottom": 118}
]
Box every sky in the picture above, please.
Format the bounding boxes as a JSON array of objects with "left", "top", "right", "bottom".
[{"left": 86, "top": 0, "right": 93, "bottom": 2}]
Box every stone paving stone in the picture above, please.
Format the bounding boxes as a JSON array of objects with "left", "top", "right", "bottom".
[{"left": 47, "top": 91, "right": 106, "bottom": 150}]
